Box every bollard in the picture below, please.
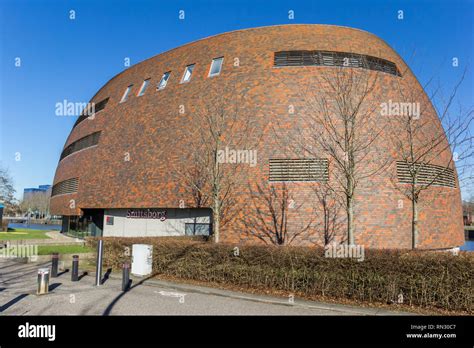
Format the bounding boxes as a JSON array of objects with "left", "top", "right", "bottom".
[
  {"left": 37, "top": 268, "right": 50, "bottom": 295},
  {"left": 71, "top": 255, "right": 79, "bottom": 281},
  {"left": 122, "top": 263, "right": 130, "bottom": 292},
  {"left": 51, "top": 253, "right": 59, "bottom": 278},
  {"left": 95, "top": 239, "right": 104, "bottom": 286}
]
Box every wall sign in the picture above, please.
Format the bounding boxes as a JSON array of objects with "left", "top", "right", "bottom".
[
  {"left": 106, "top": 216, "right": 114, "bottom": 225},
  {"left": 126, "top": 209, "right": 167, "bottom": 221}
]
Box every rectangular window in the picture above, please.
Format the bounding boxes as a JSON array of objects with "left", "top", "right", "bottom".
[
  {"left": 137, "top": 79, "right": 150, "bottom": 96},
  {"left": 208, "top": 57, "right": 224, "bottom": 77},
  {"left": 157, "top": 72, "right": 171, "bottom": 90},
  {"left": 181, "top": 64, "right": 195, "bottom": 83},
  {"left": 185, "top": 223, "right": 211, "bottom": 236},
  {"left": 120, "top": 85, "right": 133, "bottom": 103}
]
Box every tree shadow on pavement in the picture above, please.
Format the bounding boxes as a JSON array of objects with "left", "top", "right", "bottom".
[
  {"left": 102, "top": 275, "right": 154, "bottom": 316},
  {"left": 0, "top": 293, "right": 29, "bottom": 312}
]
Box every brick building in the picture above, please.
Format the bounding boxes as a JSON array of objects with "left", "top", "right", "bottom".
[{"left": 50, "top": 24, "right": 464, "bottom": 249}]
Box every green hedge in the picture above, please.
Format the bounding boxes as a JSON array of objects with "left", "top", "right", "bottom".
[{"left": 87, "top": 237, "right": 473, "bottom": 313}]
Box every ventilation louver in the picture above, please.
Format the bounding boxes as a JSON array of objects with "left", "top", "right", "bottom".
[
  {"left": 274, "top": 51, "right": 401, "bottom": 76},
  {"left": 269, "top": 159, "right": 329, "bottom": 182},
  {"left": 73, "top": 97, "right": 109, "bottom": 128},
  {"left": 396, "top": 161, "right": 456, "bottom": 188},
  {"left": 51, "top": 177, "right": 79, "bottom": 196},
  {"left": 60, "top": 131, "right": 101, "bottom": 161}
]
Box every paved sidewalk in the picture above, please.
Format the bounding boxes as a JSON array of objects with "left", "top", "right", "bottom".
[
  {"left": 0, "top": 258, "right": 412, "bottom": 316},
  {"left": 45, "top": 231, "right": 81, "bottom": 243}
]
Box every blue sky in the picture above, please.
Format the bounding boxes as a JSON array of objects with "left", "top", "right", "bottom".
[{"left": 0, "top": 0, "right": 473, "bottom": 199}]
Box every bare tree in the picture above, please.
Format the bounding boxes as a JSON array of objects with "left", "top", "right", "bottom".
[
  {"left": 244, "top": 181, "right": 313, "bottom": 245},
  {"left": 0, "top": 165, "right": 17, "bottom": 215},
  {"left": 287, "top": 66, "right": 388, "bottom": 245},
  {"left": 387, "top": 68, "right": 474, "bottom": 248},
  {"left": 173, "top": 84, "right": 256, "bottom": 242},
  {"left": 21, "top": 191, "right": 51, "bottom": 218}
]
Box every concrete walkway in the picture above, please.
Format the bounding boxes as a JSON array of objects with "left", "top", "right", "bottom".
[
  {"left": 45, "top": 231, "right": 83, "bottom": 244},
  {"left": 0, "top": 258, "right": 412, "bottom": 316}
]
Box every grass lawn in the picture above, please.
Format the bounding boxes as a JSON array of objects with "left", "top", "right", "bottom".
[
  {"left": 0, "top": 229, "right": 51, "bottom": 240},
  {"left": 37, "top": 244, "right": 93, "bottom": 255}
]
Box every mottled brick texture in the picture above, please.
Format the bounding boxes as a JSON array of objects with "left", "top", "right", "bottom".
[{"left": 50, "top": 24, "right": 464, "bottom": 249}]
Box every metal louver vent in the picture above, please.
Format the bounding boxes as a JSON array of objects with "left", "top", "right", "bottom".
[
  {"left": 73, "top": 97, "right": 109, "bottom": 128},
  {"left": 274, "top": 51, "right": 401, "bottom": 77},
  {"left": 51, "top": 177, "right": 79, "bottom": 197},
  {"left": 60, "top": 131, "right": 101, "bottom": 161},
  {"left": 396, "top": 161, "right": 456, "bottom": 188},
  {"left": 269, "top": 159, "right": 329, "bottom": 182}
]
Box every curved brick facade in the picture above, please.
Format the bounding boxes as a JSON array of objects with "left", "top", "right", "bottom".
[{"left": 50, "top": 24, "right": 464, "bottom": 249}]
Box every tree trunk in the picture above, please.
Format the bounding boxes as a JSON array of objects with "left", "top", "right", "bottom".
[
  {"left": 213, "top": 198, "right": 220, "bottom": 243},
  {"left": 411, "top": 198, "right": 418, "bottom": 249},
  {"left": 347, "top": 195, "right": 355, "bottom": 245},
  {"left": 324, "top": 208, "right": 329, "bottom": 246}
]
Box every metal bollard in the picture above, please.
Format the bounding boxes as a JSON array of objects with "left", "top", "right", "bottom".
[
  {"left": 37, "top": 268, "right": 50, "bottom": 295},
  {"left": 51, "top": 253, "right": 59, "bottom": 278},
  {"left": 122, "top": 263, "right": 130, "bottom": 292},
  {"left": 71, "top": 255, "right": 79, "bottom": 281},
  {"left": 95, "top": 240, "right": 104, "bottom": 286}
]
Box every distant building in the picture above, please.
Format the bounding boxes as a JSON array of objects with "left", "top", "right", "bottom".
[
  {"left": 23, "top": 185, "right": 52, "bottom": 201},
  {"left": 22, "top": 185, "right": 52, "bottom": 219},
  {"left": 463, "top": 202, "right": 474, "bottom": 226}
]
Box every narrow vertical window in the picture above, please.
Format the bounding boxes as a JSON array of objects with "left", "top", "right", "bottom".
[
  {"left": 181, "top": 64, "right": 195, "bottom": 83},
  {"left": 208, "top": 57, "right": 224, "bottom": 77},
  {"left": 120, "top": 85, "right": 133, "bottom": 103},
  {"left": 157, "top": 72, "right": 171, "bottom": 90},
  {"left": 137, "top": 79, "right": 150, "bottom": 96}
]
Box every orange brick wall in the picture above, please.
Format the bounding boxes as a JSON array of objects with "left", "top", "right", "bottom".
[{"left": 50, "top": 24, "right": 464, "bottom": 249}]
